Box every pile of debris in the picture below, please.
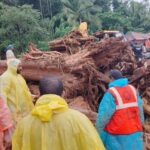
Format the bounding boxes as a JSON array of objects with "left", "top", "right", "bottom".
[
  {"left": 0, "top": 31, "right": 137, "bottom": 123},
  {"left": 132, "top": 67, "right": 150, "bottom": 150},
  {"left": 19, "top": 31, "right": 137, "bottom": 119},
  {"left": 48, "top": 30, "right": 95, "bottom": 54}
]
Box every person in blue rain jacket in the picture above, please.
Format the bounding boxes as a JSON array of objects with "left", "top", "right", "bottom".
[{"left": 96, "top": 69, "right": 144, "bottom": 150}]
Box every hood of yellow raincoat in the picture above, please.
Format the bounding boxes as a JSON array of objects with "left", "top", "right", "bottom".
[
  {"left": 79, "top": 22, "right": 87, "bottom": 31},
  {"left": 7, "top": 58, "right": 20, "bottom": 74},
  {"left": 32, "top": 94, "right": 68, "bottom": 122}
]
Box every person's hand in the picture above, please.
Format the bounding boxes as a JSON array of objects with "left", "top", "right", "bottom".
[
  {"left": 4, "top": 128, "right": 13, "bottom": 149},
  {"left": 32, "top": 94, "right": 40, "bottom": 103},
  {"left": 32, "top": 94, "right": 39, "bottom": 99}
]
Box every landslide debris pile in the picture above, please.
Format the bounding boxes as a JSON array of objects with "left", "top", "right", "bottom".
[
  {"left": 48, "top": 30, "right": 95, "bottom": 54},
  {"left": 132, "top": 67, "right": 150, "bottom": 150},
  {"left": 18, "top": 31, "right": 136, "bottom": 123},
  {"left": 0, "top": 31, "right": 137, "bottom": 123}
]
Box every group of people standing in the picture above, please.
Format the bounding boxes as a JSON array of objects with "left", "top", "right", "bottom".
[{"left": 0, "top": 45, "right": 144, "bottom": 150}]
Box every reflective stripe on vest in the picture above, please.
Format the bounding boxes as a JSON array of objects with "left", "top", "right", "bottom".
[{"left": 110, "top": 85, "right": 138, "bottom": 110}]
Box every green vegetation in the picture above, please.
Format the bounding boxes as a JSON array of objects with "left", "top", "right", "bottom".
[{"left": 0, "top": 0, "right": 150, "bottom": 53}]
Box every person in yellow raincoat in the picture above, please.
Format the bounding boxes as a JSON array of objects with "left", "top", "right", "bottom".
[
  {"left": 12, "top": 77, "right": 105, "bottom": 150},
  {"left": 78, "top": 21, "right": 88, "bottom": 37},
  {"left": 0, "top": 58, "right": 33, "bottom": 124}
]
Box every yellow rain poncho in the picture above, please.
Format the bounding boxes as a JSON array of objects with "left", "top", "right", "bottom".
[
  {"left": 0, "top": 59, "right": 33, "bottom": 124},
  {"left": 12, "top": 94, "right": 105, "bottom": 150},
  {"left": 78, "top": 22, "right": 88, "bottom": 37}
]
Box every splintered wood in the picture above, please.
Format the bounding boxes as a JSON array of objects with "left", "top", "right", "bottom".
[
  {"left": 48, "top": 30, "right": 94, "bottom": 54},
  {"left": 19, "top": 37, "right": 136, "bottom": 113}
]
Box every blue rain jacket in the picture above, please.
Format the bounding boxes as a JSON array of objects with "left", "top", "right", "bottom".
[{"left": 96, "top": 78, "right": 144, "bottom": 150}]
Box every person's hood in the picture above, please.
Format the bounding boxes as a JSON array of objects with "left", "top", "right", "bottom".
[
  {"left": 6, "top": 50, "right": 16, "bottom": 60},
  {"left": 79, "top": 22, "right": 87, "bottom": 31},
  {"left": 32, "top": 94, "right": 68, "bottom": 122},
  {"left": 7, "top": 58, "right": 20, "bottom": 74},
  {"left": 109, "top": 78, "right": 128, "bottom": 88}
]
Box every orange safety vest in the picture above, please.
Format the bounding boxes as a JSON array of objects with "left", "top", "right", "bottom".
[{"left": 105, "top": 85, "right": 142, "bottom": 134}]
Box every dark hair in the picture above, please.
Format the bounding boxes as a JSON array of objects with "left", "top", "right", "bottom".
[
  {"left": 109, "top": 69, "right": 123, "bottom": 80},
  {"left": 39, "top": 76, "right": 63, "bottom": 96}
]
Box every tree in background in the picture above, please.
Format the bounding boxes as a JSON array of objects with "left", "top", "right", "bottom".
[
  {"left": 99, "top": 0, "right": 133, "bottom": 32},
  {"left": 94, "top": 0, "right": 111, "bottom": 12},
  {"left": 0, "top": 0, "right": 150, "bottom": 54},
  {"left": 2, "top": 0, "right": 18, "bottom": 5},
  {"left": 128, "top": 1, "right": 150, "bottom": 32},
  {"left": 99, "top": 0, "right": 150, "bottom": 33},
  {"left": 18, "top": 0, "right": 62, "bottom": 18},
  {"left": 0, "top": 3, "right": 49, "bottom": 53},
  {"left": 2, "top": 0, "right": 150, "bottom": 34},
  {"left": 49, "top": 0, "right": 102, "bottom": 37}
]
